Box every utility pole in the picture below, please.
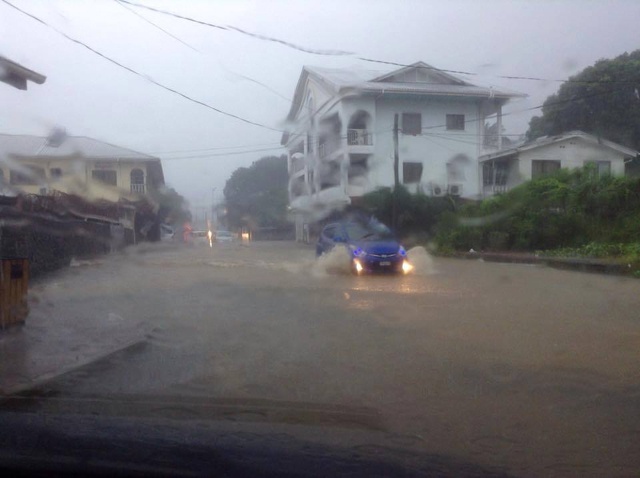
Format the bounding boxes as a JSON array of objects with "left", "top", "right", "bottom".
[{"left": 392, "top": 113, "right": 400, "bottom": 230}]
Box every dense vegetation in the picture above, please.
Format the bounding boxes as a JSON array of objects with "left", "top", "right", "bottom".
[
  {"left": 360, "top": 186, "right": 457, "bottom": 244},
  {"left": 223, "top": 155, "right": 289, "bottom": 230},
  {"left": 434, "top": 166, "right": 640, "bottom": 259},
  {"left": 527, "top": 50, "right": 640, "bottom": 156}
]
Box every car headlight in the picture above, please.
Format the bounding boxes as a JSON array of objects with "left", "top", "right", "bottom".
[
  {"left": 398, "top": 246, "right": 407, "bottom": 257},
  {"left": 351, "top": 246, "right": 367, "bottom": 258}
]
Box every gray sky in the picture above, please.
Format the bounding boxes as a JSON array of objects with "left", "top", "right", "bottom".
[{"left": 2, "top": 0, "right": 639, "bottom": 210}]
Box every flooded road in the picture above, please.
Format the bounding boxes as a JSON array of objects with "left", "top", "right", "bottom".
[{"left": 11, "top": 241, "right": 640, "bottom": 477}]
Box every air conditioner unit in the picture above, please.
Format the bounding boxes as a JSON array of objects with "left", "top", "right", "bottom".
[
  {"left": 448, "top": 184, "right": 463, "bottom": 196},
  {"left": 431, "top": 184, "right": 445, "bottom": 197}
]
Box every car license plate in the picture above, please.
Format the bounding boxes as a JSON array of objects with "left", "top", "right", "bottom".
[{"left": 380, "top": 261, "right": 391, "bottom": 266}]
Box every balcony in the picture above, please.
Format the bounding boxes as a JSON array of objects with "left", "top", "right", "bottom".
[
  {"left": 130, "top": 183, "right": 146, "bottom": 194},
  {"left": 347, "top": 129, "right": 373, "bottom": 155},
  {"left": 347, "top": 129, "right": 372, "bottom": 146}
]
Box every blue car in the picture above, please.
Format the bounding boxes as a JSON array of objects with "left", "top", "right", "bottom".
[{"left": 316, "top": 220, "right": 413, "bottom": 274}]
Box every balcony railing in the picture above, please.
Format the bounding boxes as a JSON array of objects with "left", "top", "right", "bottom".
[
  {"left": 347, "top": 129, "right": 372, "bottom": 146},
  {"left": 130, "top": 183, "right": 146, "bottom": 194}
]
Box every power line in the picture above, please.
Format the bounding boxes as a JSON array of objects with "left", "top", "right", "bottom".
[
  {"left": 150, "top": 141, "right": 284, "bottom": 155},
  {"left": 112, "top": 0, "right": 291, "bottom": 104},
  {"left": 118, "top": 0, "right": 353, "bottom": 56},
  {"left": 358, "top": 57, "right": 640, "bottom": 86},
  {"left": 417, "top": 82, "right": 634, "bottom": 133},
  {"left": 1, "top": 0, "right": 283, "bottom": 133},
  {"left": 112, "top": 0, "right": 198, "bottom": 52},
  {"left": 160, "top": 145, "right": 286, "bottom": 161}
]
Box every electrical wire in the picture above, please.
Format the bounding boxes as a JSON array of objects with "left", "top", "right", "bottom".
[
  {"left": 358, "top": 58, "right": 640, "bottom": 86},
  {"left": 116, "top": 3, "right": 637, "bottom": 87},
  {"left": 0, "top": 0, "right": 284, "bottom": 133},
  {"left": 159, "top": 145, "right": 286, "bottom": 161},
  {"left": 117, "top": 0, "right": 352, "bottom": 56},
  {"left": 150, "top": 141, "right": 285, "bottom": 155},
  {"left": 112, "top": 0, "right": 199, "bottom": 52}
]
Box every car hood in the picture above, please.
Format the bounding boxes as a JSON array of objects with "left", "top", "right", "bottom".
[{"left": 352, "top": 240, "right": 400, "bottom": 255}]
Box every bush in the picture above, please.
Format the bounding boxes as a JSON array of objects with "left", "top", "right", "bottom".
[{"left": 435, "top": 166, "right": 640, "bottom": 254}]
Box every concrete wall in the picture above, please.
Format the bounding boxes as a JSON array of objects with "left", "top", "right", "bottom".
[
  {"left": 517, "top": 137, "right": 627, "bottom": 179},
  {"left": 1, "top": 156, "right": 154, "bottom": 199},
  {"left": 373, "top": 96, "right": 482, "bottom": 197}
]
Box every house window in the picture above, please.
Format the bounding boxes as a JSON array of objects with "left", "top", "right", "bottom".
[
  {"left": 10, "top": 166, "right": 45, "bottom": 185},
  {"left": 92, "top": 169, "right": 117, "bottom": 186},
  {"left": 446, "top": 114, "right": 465, "bottom": 131},
  {"left": 585, "top": 160, "right": 611, "bottom": 177},
  {"left": 402, "top": 113, "right": 421, "bottom": 135},
  {"left": 531, "top": 160, "right": 561, "bottom": 179},
  {"left": 483, "top": 162, "right": 508, "bottom": 186},
  {"left": 403, "top": 162, "right": 423, "bottom": 184},
  {"left": 50, "top": 168, "right": 62, "bottom": 178},
  {"left": 130, "top": 168, "right": 145, "bottom": 193}
]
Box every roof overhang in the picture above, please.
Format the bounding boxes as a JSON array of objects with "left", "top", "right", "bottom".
[{"left": 0, "top": 56, "right": 46, "bottom": 90}]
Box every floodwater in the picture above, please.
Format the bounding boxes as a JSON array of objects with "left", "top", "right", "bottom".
[{"left": 9, "top": 241, "right": 640, "bottom": 477}]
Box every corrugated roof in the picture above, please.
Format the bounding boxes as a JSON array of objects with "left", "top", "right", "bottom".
[
  {"left": 304, "top": 64, "right": 526, "bottom": 99},
  {"left": 283, "top": 62, "right": 527, "bottom": 142},
  {"left": 479, "top": 130, "right": 639, "bottom": 162},
  {"left": 0, "top": 134, "right": 159, "bottom": 162}
]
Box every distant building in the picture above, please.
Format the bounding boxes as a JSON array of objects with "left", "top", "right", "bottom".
[
  {"left": 282, "top": 61, "right": 525, "bottom": 241},
  {"left": 0, "top": 56, "right": 46, "bottom": 90},
  {"left": 479, "top": 130, "right": 639, "bottom": 195},
  {"left": 0, "top": 133, "right": 164, "bottom": 202}
]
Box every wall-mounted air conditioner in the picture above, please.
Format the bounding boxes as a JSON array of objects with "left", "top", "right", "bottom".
[
  {"left": 431, "top": 183, "right": 445, "bottom": 197},
  {"left": 447, "top": 184, "right": 462, "bottom": 196}
]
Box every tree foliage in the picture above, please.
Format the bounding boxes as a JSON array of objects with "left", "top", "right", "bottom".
[
  {"left": 526, "top": 50, "right": 640, "bottom": 151},
  {"left": 151, "top": 186, "right": 191, "bottom": 225},
  {"left": 360, "top": 186, "right": 457, "bottom": 240},
  {"left": 223, "top": 155, "right": 288, "bottom": 229},
  {"left": 436, "top": 166, "right": 640, "bottom": 252}
]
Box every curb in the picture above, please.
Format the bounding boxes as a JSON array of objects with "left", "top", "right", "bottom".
[
  {"left": 451, "top": 252, "right": 634, "bottom": 277},
  {"left": 0, "top": 337, "right": 147, "bottom": 397}
]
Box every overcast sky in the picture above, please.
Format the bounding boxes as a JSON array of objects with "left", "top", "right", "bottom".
[{"left": 2, "top": 0, "right": 639, "bottom": 210}]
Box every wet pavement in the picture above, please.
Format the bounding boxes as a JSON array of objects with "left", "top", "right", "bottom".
[{"left": 2, "top": 240, "right": 640, "bottom": 477}]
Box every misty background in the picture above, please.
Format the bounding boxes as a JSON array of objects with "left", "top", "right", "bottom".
[{"left": 2, "top": 0, "right": 639, "bottom": 212}]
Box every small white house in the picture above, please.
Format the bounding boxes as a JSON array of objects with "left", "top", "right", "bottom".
[
  {"left": 282, "top": 61, "right": 525, "bottom": 240},
  {"left": 479, "top": 130, "right": 639, "bottom": 196}
]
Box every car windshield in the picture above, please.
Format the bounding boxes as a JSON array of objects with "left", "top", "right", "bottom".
[
  {"left": 2, "top": 1, "right": 640, "bottom": 476},
  {"left": 344, "top": 222, "right": 393, "bottom": 241}
]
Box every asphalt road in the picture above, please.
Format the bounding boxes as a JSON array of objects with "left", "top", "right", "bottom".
[{"left": 8, "top": 241, "right": 640, "bottom": 477}]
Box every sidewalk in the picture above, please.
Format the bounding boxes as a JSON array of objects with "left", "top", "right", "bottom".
[
  {"left": 0, "top": 260, "right": 150, "bottom": 396},
  {"left": 451, "top": 251, "right": 636, "bottom": 276}
]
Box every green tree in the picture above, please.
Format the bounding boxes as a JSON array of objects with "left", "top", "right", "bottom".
[
  {"left": 223, "top": 155, "right": 288, "bottom": 230},
  {"left": 150, "top": 186, "right": 191, "bottom": 225},
  {"left": 526, "top": 50, "right": 640, "bottom": 151}
]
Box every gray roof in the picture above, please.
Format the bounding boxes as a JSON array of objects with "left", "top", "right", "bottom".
[
  {"left": 283, "top": 62, "right": 527, "bottom": 143},
  {"left": 304, "top": 64, "right": 526, "bottom": 99},
  {"left": 0, "top": 133, "right": 159, "bottom": 162},
  {"left": 479, "top": 130, "right": 639, "bottom": 162},
  {"left": 0, "top": 56, "right": 46, "bottom": 90}
]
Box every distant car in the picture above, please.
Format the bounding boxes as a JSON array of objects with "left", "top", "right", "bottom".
[
  {"left": 191, "top": 230, "right": 210, "bottom": 246},
  {"left": 160, "top": 224, "right": 175, "bottom": 242},
  {"left": 215, "top": 230, "right": 234, "bottom": 243},
  {"left": 316, "top": 221, "right": 412, "bottom": 274}
]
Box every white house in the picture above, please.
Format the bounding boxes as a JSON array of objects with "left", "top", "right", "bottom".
[
  {"left": 282, "top": 61, "right": 525, "bottom": 241},
  {"left": 479, "top": 130, "right": 639, "bottom": 196}
]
